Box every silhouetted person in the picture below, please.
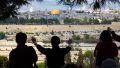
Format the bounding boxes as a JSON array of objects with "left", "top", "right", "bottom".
[
  {"left": 94, "top": 30, "right": 118, "bottom": 67},
  {"left": 32, "top": 36, "right": 71, "bottom": 68},
  {"left": 9, "top": 32, "right": 38, "bottom": 68}
]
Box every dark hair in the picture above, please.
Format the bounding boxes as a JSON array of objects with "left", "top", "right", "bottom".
[
  {"left": 100, "top": 30, "right": 112, "bottom": 42},
  {"left": 16, "top": 32, "right": 27, "bottom": 44},
  {"left": 51, "top": 36, "right": 60, "bottom": 46}
]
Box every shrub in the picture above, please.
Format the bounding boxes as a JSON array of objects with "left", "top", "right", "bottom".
[
  {"left": 37, "top": 63, "right": 45, "bottom": 68},
  {"left": 0, "top": 56, "right": 8, "bottom": 67}
]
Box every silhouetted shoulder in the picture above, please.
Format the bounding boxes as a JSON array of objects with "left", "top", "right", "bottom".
[
  {"left": 9, "top": 49, "right": 16, "bottom": 57},
  {"left": 9, "top": 48, "right": 19, "bottom": 57},
  {"left": 28, "top": 46, "right": 35, "bottom": 52},
  {"left": 28, "top": 46, "right": 38, "bottom": 62}
]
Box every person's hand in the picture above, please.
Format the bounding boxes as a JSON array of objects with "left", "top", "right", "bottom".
[
  {"left": 31, "top": 37, "right": 37, "bottom": 45},
  {"left": 67, "top": 39, "right": 72, "bottom": 45}
]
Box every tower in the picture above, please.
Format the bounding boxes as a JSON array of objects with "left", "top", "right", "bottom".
[{"left": 28, "top": 7, "right": 33, "bottom": 19}]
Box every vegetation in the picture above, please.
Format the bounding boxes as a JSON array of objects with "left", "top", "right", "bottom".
[
  {"left": 0, "top": 32, "right": 5, "bottom": 40},
  {"left": 76, "top": 49, "right": 84, "bottom": 65},
  {"left": 37, "top": 63, "right": 45, "bottom": 68},
  {"left": 82, "top": 34, "right": 98, "bottom": 43},
  {"left": 64, "top": 17, "right": 120, "bottom": 25},
  {"left": 72, "top": 35, "right": 80, "bottom": 41},
  {"left": 26, "top": 32, "right": 98, "bottom": 43},
  {"left": 71, "top": 35, "right": 80, "bottom": 43},
  {"left": 0, "top": 18, "right": 60, "bottom": 25},
  {"left": 59, "top": 0, "right": 120, "bottom": 10},
  {"left": 71, "top": 34, "right": 98, "bottom": 43},
  {"left": 65, "top": 52, "right": 71, "bottom": 64},
  {"left": 0, "top": 17, "right": 120, "bottom": 25},
  {"left": 83, "top": 50, "right": 94, "bottom": 68},
  {"left": 0, "top": 56, "right": 8, "bottom": 68},
  {"left": 65, "top": 47, "right": 74, "bottom": 63},
  {"left": 65, "top": 49, "right": 95, "bottom": 68}
]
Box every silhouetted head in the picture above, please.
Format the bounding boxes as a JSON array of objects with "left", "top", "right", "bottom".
[
  {"left": 16, "top": 32, "right": 27, "bottom": 44},
  {"left": 100, "top": 30, "right": 112, "bottom": 42},
  {"left": 51, "top": 36, "right": 60, "bottom": 48}
]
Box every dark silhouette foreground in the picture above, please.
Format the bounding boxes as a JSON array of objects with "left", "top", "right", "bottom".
[
  {"left": 9, "top": 32, "right": 38, "bottom": 68},
  {"left": 63, "top": 63, "right": 78, "bottom": 68},
  {"left": 32, "top": 36, "right": 71, "bottom": 68},
  {"left": 94, "top": 30, "right": 118, "bottom": 67},
  {"left": 101, "top": 58, "right": 117, "bottom": 68}
]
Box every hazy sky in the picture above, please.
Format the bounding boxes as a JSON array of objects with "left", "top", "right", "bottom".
[
  {"left": 19, "top": 0, "right": 67, "bottom": 12},
  {"left": 19, "top": 0, "right": 120, "bottom": 12}
]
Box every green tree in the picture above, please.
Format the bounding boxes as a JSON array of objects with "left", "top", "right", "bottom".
[
  {"left": 84, "top": 34, "right": 90, "bottom": 40},
  {"left": 84, "top": 50, "right": 94, "bottom": 68},
  {"left": 0, "top": 0, "right": 30, "bottom": 19},
  {"left": 76, "top": 49, "right": 84, "bottom": 66},
  {"left": 93, "top": 19, "right": 99, "bottom": 24},
  {"left": 37, "top": 63, "right": 45, "bottom": 68},
  {"left": 0, "top": 56, "right": 8, "bottom": 68},
  {"left": 0, "top": 32, "right": 5, "bottom": 40},
  {"left": 59, "top": 0, "right": 120, "bottom": 10},
  {"left": 72, "top": 35, "right": 80, "bottom": 40},
  {"left": 113, "top": 17, "right": 120, "bottom": 22}
]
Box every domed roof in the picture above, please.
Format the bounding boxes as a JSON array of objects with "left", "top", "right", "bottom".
[{"left": 51, "top": 9, "right": 60, "bottom": 15}]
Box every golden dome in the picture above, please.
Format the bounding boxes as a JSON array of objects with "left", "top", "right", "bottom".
[{"left": 51, "top": 9, "right": 60, "bottom": 15}]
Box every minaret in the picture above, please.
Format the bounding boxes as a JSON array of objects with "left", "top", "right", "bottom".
[
  {"left": 30, "top": 6, "right": 33, "bottom": 12},
  {"left": 28, "top": 7, "right": 33, "bottom": 19}
]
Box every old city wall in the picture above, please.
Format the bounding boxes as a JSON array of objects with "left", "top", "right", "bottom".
[{"left": 0, "top": 25, "right": 112, "bottom": 32}]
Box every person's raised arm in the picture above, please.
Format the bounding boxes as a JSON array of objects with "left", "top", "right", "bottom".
[
  {"left": 32, "top": 37, "right": 47, "bottom": 54},
  {"left": 107, "top": 27, "right": 120, "bottom": 42},
  {"left": 67, "top": 39, "right": 72, "bottom": 48},
  {"left": 111, "top": 31, "right": 120, "bottom": 42},
  {"left": 64, "top": 39, "right": 72, "bottom": 53}
]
